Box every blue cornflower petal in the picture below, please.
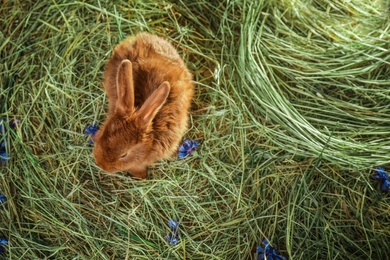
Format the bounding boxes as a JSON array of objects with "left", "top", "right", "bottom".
[
  {"left": 192, "top": 140, "right": 199, "bottom": 148},
  {"left": 183, "top": 139, "right": 191, "bottom": 148},
  {"left": 178, "top": 151, "right": 187, "bottom": 159},
  {"left": 257, "top": 239, "right": 286, "bottom": 260},
  {"left": 178, "top": 139, "right": 198, "bottom": 159},
  {"left": 381, "top": 180, "right": 390, "bottom": 191},
  {"left": 373, "top": 168, "right": 390, "bottom": 192},
  {"left": 84, "top": 124, "right": 99, "bottom": 144},
  {"left": 168, "top": 219, "right": 179, "bottom": 229},
  {"left": 0, "top": 194, "right": 6, "bottom": 204},
  {"left": 179, "top": 145, "right": 187, "bottom": 153},
  {"left": 0, "top": 238, "right": 8, "bottom": 255},
  {"left": 166, "top": 220, "right": 180, "bottom": 245},
  {"left": 84, "top": 124, "right": 98, "bottom": 136},
  {"left": 167, "top": 236, "right": 178, "bottom": 245},
  {"left": 373, "top": 168, "right": 388, "bottom": 181},
  {"left": 375, "top": 167, "right": 386, "bottom": 174},
  {"left": 166, "top": 235, "right": 177, "bottom": 245},
  {"left": 0, "top": 152, "right": 9, "bottom": 163}
]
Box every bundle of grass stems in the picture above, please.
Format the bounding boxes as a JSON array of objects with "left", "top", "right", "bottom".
[{"left": 0, "top": 0, "right": 389, "bottom": 259}]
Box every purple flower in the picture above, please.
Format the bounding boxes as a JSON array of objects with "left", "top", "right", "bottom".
[
  {"left": 373, "top": 168, "right": 390, "bottom": 191},
  {"left": 257, "top": 239, "right": 286, "bottom": 260},
  {"left": 84, "top": 124, "right": 98, "bottom": 144},
  {"left": 178, "top": 139, "right": 198, "bottom": 159},
  {"left": 166, "top": 219, "right": 180, "bottom": 245},
  {"left": 0, "top": 194, "right": 6, "bottom": 204}
]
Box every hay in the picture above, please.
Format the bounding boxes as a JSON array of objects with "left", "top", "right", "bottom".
[{"left": 0, "top": 0, "right": 389, "bottom": 259}]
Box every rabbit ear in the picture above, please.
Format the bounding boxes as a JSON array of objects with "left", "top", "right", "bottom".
[
  {"left": 136, "top": 81, "right": 170, "bottom": 128},
  {"left": 115, "top": 60, "right": 135, "bottom": 115}
]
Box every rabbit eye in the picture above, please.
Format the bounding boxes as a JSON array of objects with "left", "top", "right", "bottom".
[{"left": 120, "top": 153, "right": 128, "bottom": 158}]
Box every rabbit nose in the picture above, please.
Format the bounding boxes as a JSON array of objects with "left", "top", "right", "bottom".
[
  {"left": 94, "top": 156, "right": 107, "bottom": 171},
  {"left": 96, "top": 162, "right": 106, "bottom": 171},
  {"left": 93, "top": 148, "right": 117, "bottom": 172},
  {"left": 95, "top": 160, "right": 116, "bottom": 173},
  {"left": 96, "top": 161, "right": 108, "bottom": 171}
]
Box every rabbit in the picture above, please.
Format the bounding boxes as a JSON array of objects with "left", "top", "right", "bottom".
[{"left": 93, "top": 32, "right": 193, "bottom": 179}]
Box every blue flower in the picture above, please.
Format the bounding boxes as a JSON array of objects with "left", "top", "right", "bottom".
[
  {"left": 0, "top": 238, "right": 7, "bottom": 255},
  {"left": 178, "top": 139, "right": 198, "bottom": 159},
  {"left": 168, "top": 219, "right": 179, "bottom": 229},
  {"left": 84, "top": 124, "right": 98, "bottom": 144},
  {"left": 257, "top": 239, "right": 286, "bottom": 260},
  {"left": 381, "top": 180, "right": 390, "bottom": 192},
  {"left": 84, "top": 124, "right": 98, "bottom": 136},
  {"left": 373, "top": 168, "right": 390, "bottom": 191},
  {"left": 0, "top": 194, "right": 6, "bottom": 204},
  {"left": 166, "top": 219, "right": 180, "bottom": 245},
  {"left": 373, "top": 168, "right": 388, "bottom": 181},
  {"left": 0, "top": 151, "right": 8, "bottom": 163},
  {"left": 0, "top": 141, "right": 8, "bottom": 162}
]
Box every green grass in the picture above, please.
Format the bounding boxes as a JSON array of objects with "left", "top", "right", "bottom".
[{"left": 1, "top": 0, "right": 389, "bottom": 259}]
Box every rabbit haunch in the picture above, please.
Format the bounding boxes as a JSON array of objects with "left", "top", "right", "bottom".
[{"left": 93, "top": 33, "right": 193, "bottom": 179}]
